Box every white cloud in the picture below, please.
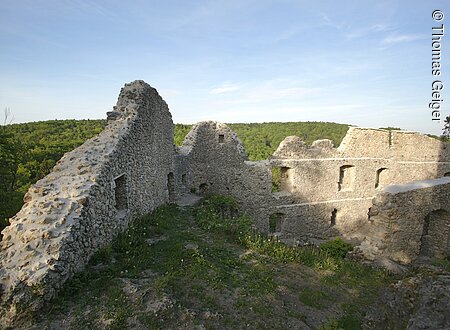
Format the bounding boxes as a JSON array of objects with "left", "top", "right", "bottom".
[
  {"left": 208, "top": 79, "right": 322, "bottom": 108},
  {"left": 210, "top": 82, "right": 241, "bottom": 94},
  {"left": 370, "top": 24, "right": 390, "bottom": 32},
  {"left": 345, "top": 23, "right": 392, "bottom": 39},
  {"left": 320, "top": 13, "right": 347, "bottom": 30},
  {"left": 381, "top": 34, "right": 424, "bottom": 45}
]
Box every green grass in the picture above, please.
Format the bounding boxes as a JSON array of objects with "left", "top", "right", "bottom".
[
  {"left": 32, "top": 195, "right": 393, "bottom": 329},
  {"left": 432, "top": 258, "right": 450, "bottom": 272},
  {"left": 298, "top": 287, "right": 336, "bottom": 309},
  {"left": 320, "top": 314, "right": 363, "bottom": 330}
]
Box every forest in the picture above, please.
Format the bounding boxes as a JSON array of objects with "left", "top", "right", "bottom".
[
  {"left": 0, "top": 120, "right": 106, "bottom": 232},
  {"left": 0, "top": 119, "right": 445, "bottom": 234}
]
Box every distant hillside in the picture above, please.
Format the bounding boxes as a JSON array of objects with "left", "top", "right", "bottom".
[
  {"left": 176, "top": 122, "right": 349, "bottom": 160},
  {"left": 0, "top": 119, "right": 349, "bottom": 230},
  {"left": 1, "top": 120, "right": 107, "bottom": 231},
  {"left": 3, "top": 119, "right": 106, "bottom": 188},
  {"left": 228, "top": 122, "right": 349, "bottom": 161}
]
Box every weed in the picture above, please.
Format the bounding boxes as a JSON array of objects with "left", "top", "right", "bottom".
[
  {"left": 30, "top": 282, "right": 45, "bottom": 297},
  {"left": 320, "top": 237, "right": 353, "bottom": 259},
  {"left": 338, "top": 314, "right": 362, "bottom": 329},
  {"left": 320, "top": 314, "right": 362, "bottom": 330},
  {"left": 432, "top": 258, "right": 450, "bottom": 272},
  {"left": 88, "top": 245, "right": 113, "bottom": 265}
]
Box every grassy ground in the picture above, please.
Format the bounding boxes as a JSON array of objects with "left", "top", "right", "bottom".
[{"left": 28, "top": 196, "right": 392, "bottom": 330}]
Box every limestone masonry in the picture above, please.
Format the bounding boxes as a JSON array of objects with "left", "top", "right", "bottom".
[{"left": 1, "top": 80, "right": 450, "bottom": 325}]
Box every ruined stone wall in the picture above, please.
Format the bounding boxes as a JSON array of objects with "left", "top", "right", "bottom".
[
  {"left": 173, "top": 153, "right": 191, "bottom": 198},
  {"left": 273, "top": 199, "right": 373, "bottom": 244},
  {"left": 267, "top": 127, "right": 450, "bottom": 243},
  {"left": 358, "top": 177, "right": 450, "bottom": 264},
  {"left": 0, "top": 81, "right": 174, "bottom": 324},
  {"left": 172, "top": 124, "right": 450, "bottom": 246},
  {"left": 175, "top": 122, "right": 272, "bottom": 227}
]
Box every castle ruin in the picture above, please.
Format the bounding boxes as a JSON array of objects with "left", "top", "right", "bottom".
[{"left": 1, "top": 80, "right": 449, "bottom": 325}]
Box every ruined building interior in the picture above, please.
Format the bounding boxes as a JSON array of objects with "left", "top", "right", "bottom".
[{"left": 1, "top": 80, "right": 449, "bottom": 324}]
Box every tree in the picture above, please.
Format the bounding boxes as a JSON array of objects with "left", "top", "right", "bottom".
[
  {"left": 0, "top": 110, "right": 29, "bottom": 234},
  {"left": 442, "top": 116, "right": 450, "bottom": 140},
  {"left": 0, "top": 126, "right": 28, "bottom": 191}
]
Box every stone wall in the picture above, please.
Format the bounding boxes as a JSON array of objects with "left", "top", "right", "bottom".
[
  {"left": 267, "top": 127, "right": 450, "bottom": 244},
  {"left": 0, "top": 81, "right": 174, "bottom": 325},
  {"left": 173, "top": 124, "right": 450, "bottom": 248},
  {"left": 358, "top": 177, "right": 450, "bottom": 264},
  {"left": 175, "top": 121, "right": 272, "bottom": 227}
]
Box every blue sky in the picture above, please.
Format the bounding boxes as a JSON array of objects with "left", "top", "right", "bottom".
[{"left": 0, "top": 0, "right": 449, "bottom": 135}]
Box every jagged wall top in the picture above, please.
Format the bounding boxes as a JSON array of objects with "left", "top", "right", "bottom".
[
  {"left": 107, "top": 80, "right": 169, "bottom": 122},
  {"left": 273, "top": 127, "right": 450, "bottom": 161},
  {"left": 272, "top": 136, "right": 335, "bottom": 159},
  {"left": 178, "top": 121, "right": 247, "bottom": 159}
]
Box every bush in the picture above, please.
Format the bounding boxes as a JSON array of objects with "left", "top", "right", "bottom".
[
  {"left": 320, "top": 238, "right": 353, "bottom": 259},
  {"left": 0, "top": 190, "right": 24, "bottom": 238},
  {"left": 0, "top": 190, "right": 24, "bottom": 219},
  {"left": 0, "top": 217, "right": 8, "bottom": 239}
]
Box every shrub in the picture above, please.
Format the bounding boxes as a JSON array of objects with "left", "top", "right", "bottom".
[{"left": 320, "top": 237, "right": 353, "bottom": 259}]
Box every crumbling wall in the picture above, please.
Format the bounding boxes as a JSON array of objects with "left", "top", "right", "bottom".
[
  {"left": 273, "top": 199, "right": 373, "bottom": 244},
  {"left": 358, "top": 177, "right": 450, "bottom": 264},
  {"left": 176, "top": 121, "right": 272, "bottom": 228},
  {"left": 267, "top": 127, "right": 450, "bottom": 244},
  {"left": 173, "top": 124, "right": 450, "bottom": 246},
  {"left": 0, "top": 80, "right": 174, "bottom": 325}
]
